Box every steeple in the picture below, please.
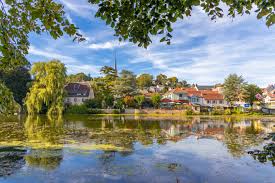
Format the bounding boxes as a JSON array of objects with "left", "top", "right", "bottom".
[{"left": 114, "top": 49, "right": 118, "bottom": 76}]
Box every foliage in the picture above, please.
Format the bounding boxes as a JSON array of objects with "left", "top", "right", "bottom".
[
  {"left": 66, "top": 73, "right": 91, "bottom": 83},
  {"left": 25, "top": 60, "right": 66, "bottom": 116},
  {"left": 232, "top": 107, "right": 243, "bottom": 115},
  {"left": 0, "top": 81, "right": 19, "bottom": 113},
  {"left": 114, "top": 98, "right": 124, "bottom": 109},
  {"left": 242, "top": 84, "right": 262, "bottom": 106},
  {"left": 0, "top": 0, "right": 81, "bottom": 69},
  {"left": 65, "top": 104, "right": 89, "bottom": 114},
  {"left": 105, "top": 95, "right": 114, "bottom": 108},
  {"left": 136, "top": 74, "right": 153, "bottom": 89},
  {"left": 113, "top": 70, "right": 137, "bottom": 97},
  {"left": 156, "top": 74, "right": 168, "bottom": 85},
  {"left": 134, "top": 95, "right": 145, "bottom": 109},
  {"left": 248, "top": 133, "right": 275, "bottom": 166},
  {"left": 89, "top": 0, "right": 275, "bottom": 48},
  {"left": 83, "top": 98, "right": 102, "bottom": 109},
  {"left": 151, "top": 93, "right": 161, "bottom": 108},
  {"left": 0, "top": 66, "right": 31, "bottom": 105},
  {"left": 224, "top": 108, "right": 232, "bottom": 115},
  {"left": 91, "top": 66, "right": 117, "bottom": 106},
  {"left": 212, "top": 106, "right": 224, "bottom": 115},
  {"left": 167, "top": 77, "right": 178, "bottom": 88},
  {"left": 123, "top": 96, "right": 135, "bottom": 108},
  {"left": 223, "top": 74, "right": 245, "bottom": 105},
  {"left": 183, "top": 105, "right": 194, "bottom": 115}
]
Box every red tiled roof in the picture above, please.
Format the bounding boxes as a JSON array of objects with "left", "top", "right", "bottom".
[
  {"left": 201, "top": 92, "right": 224, "bottom": 100},
  {"left": 161, "top": 98, "right": 172, "bottom": 103}
]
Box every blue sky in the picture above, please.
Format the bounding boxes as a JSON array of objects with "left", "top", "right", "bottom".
[{"left": 27, "top": 0, "right": 275, "bottom": 87}]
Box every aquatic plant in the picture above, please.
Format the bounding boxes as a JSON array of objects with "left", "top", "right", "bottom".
[{"left": 248, "top": 133, "right": 275, "bottom": 166}]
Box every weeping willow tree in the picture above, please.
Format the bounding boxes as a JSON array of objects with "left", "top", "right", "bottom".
[
  {"left": 25, "top": 60, "right": 66, "bottom": 116},
  {"left": 0, "top": 81, "right": 19, "bottom": 114}
]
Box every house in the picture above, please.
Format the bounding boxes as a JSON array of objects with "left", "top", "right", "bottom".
[
  {"left": 162, "top": 88, "right": 190, "bottom": 104},
  {"left": 161, "top": 87, "right": 229, "bottom": 107},
  {"left": 199, "top": 91, "right": 229, "bottom": 107},
  {"left": 262, "top": 84, "right": 275, "bottom": 109},
  {"left": 64, "top": 82, "right": 94, "bottom": 105},
  {"left": 148, "top": 85, "right": 165, "bottom": 93}
]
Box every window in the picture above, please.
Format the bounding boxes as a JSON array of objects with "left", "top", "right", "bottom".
[
  {"left": 212, "top": 100, "right": 216, "bottom": 104},
  {"left": 74, "top": 98, "right": 77, "bottom": 102},
  {"left": 219, "top": 100, "right": 223, "bottom": 104},
  {"left": 207, "top": 100, "right": 210, "bottom": 104},
  {"left": 179, "top": 94, "right": 183, "bottom": 97}
]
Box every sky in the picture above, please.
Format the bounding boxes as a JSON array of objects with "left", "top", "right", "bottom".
[{"left": 27, "top": 0, "right": 275, "bottom": 87}]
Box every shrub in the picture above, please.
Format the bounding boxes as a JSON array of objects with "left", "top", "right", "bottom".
[
  {"left": 84, "top": 98, "right": 102, "bottom": 108},
  {"left": 114, "top": 99, "right": 124, "bottom": 109},
  {"left": 113, "top": 109, "right": 120, "bottom": 114},
  {"left": 232, "top": 107, "right": 243, "bottom": 114},
  {"left": 212, "top": 106, "right": 224, "bottom": 115},
  {"left": 151, "top": 93, "right": 161, "bottom": 108},
  {"left": 224, "top": 109, "right": 232, "bottom": 115},
  {"left": 66, "top": 105, "right": 89, "bottom": 114},
  {"left": 182, "top": 105, "right": 193, "bottom": 115}
]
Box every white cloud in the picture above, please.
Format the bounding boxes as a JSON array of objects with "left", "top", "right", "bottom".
[
  {"left": 124, "top": 8, "right": 275, "bottom": 87},
  {"left": 59, "top": 0, "right": 97, "bottom": 18},
  {"left": 29, "top": 46, "right": 77, "bottom": 64},
  {"left": 88, "top": 41, "right": 127, "bottom": 50}
]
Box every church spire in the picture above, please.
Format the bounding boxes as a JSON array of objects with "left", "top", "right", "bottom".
[{"left": 114, "top": 49, "right": 118, "bottom": 76}]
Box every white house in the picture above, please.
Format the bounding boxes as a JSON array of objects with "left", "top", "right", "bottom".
[
  {"left": 162, "top": 88, "right": 229, "bottom": 107},
  {"left": 64, "top": 82, "right": 94, "bottom": 105},
  {"left": 262, "top": 84, "right": 275, "bottom": 109},
  {"left": 162, "top": 88, "right": 189, "bottom": 103}
]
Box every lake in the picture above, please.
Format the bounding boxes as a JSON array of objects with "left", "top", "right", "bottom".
[{"left": 0, "top": 115, "right": 274, "bottom": 183}]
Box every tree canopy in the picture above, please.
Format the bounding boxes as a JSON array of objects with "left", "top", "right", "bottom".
[
  {"left": 223, "top": 74, "right": 245, "bottom": 105},
  {"left": 25, "top": 60, "right": 66, "bottom": 115},
  {"left": 66, "top": 73, "right": 91, "bottom": 83},
  {"left": 89, "top": 0, "right": 275, "bottom": 48},
  {"left": 242, "top": 84, "right": 262, "bottom": 106},
  {"left": 0, "top": 67, "right": 31, "bottom": 105},
  {"left": 0, "top": 81, "right": 18, "bottom": 114},
  {"left": 136, "top": 73, "right": 153, "bottom": 89},
  {"left": 0, "top": 0, "right": 83, "bottom": 69}
]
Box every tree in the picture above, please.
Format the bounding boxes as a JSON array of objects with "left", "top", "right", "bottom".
[
  {"left": 151, "top": 93, "right": 161, "bottom": 109},
  {"left": 66, "top": 73, "right": 91, "bottom": 83},
  {"left": 91, "top": 66, "right": 118, "bottom": 107},
  {"left": 0, "top": 67, "right": 31, "bottom": 105},
  {"left": 223, "top": 74, "right": 245, "bottom": 105},
  {"left": 0, "top": 82, "right": 18, "bottom": 114},
  {"left": 167, "top": 77, "right": 178, "bottom": 88},
  {"left": 136, "top": 74, "right": 153, "bottom": 89},
  {"left": 25, "top": 60, "right": 66, "bottom": 116},
  {"left": 242, "top": 84, "right": 262, "bottom": 106},
  {"left": 134, "top": 95, "right": 145, "bottom": 109},
  {"left": 0, "top": 0, "right": 82, "bottom": 69},
  {"left": 177, "top": 80, "right": 190, "bottom": 87},
  {"left": 89, "top": 0, "right": 275, "bottom": 48},
  {"left": 123, "top": 96, "right": 135, "bottom": 108},
  {"left": 113, "top": 70, "right": 137, "bottom": 97},
  {"left": 156, "top": 74, "right": 167, "bottom": 85}
]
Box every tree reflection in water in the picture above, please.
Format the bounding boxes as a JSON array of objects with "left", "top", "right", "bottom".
[
  {"left": 0, "top": 115, "right": 275, "bottom": 178},
  {"left": 248, "top": 133, "right": 275, "bottom": 166},
  {"left": 0, "top": 147, "right": 26, "bottom": 177}
]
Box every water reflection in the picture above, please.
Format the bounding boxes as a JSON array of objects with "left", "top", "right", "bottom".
[{"left": 0, "top": 115, "right": 275, "bottom": 182}]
